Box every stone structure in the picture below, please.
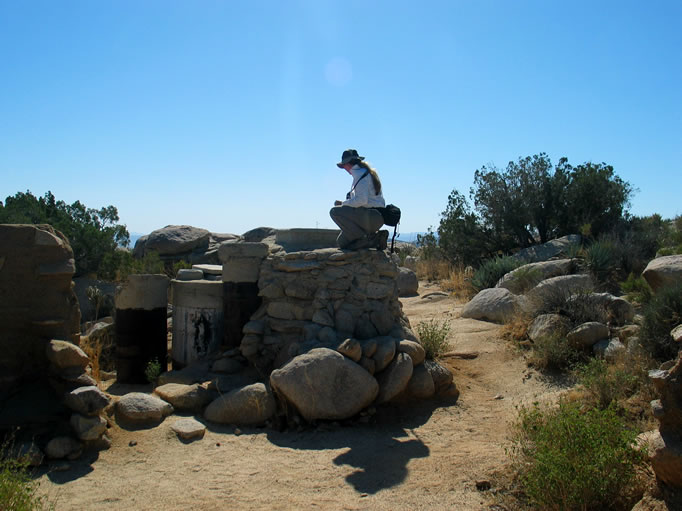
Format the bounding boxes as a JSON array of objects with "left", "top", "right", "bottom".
[
  {"left": 648, "top": 346, "right": 682, "bottom": 488},
  {"left": 236, "top": 247, "right": 412, "bottom": 374},
  {"left": 0, "top": 224, "right": 81, "bottom": 397}
]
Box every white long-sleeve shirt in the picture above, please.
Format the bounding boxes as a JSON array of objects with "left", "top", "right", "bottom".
[{"left": 342, "top": 165, "right": 386, "bottom": 208}]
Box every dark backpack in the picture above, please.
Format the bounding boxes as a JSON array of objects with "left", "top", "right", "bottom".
[{"left": 376, "top": 204, "right": 401, "bottom": 253}]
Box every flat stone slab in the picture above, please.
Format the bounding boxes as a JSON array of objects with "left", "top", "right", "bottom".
[
  {"left": 275, "top": 228, "right": 340, "bottom": 252},
  {"left": 192, "top": 264, "right": 222, "bottom": 275},
  {"left": 171, "top": 418, "right": 206, "bottom": 440}
]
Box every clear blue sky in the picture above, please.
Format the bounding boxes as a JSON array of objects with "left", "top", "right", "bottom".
[{"left": 1, "top": 1, "right": 680, "bottom": 237}]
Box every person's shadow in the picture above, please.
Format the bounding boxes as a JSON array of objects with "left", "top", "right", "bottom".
[{"left": 267, "top": 397, "right": 455, "bottom": 494}]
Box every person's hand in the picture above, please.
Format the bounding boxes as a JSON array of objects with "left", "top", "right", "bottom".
[{"left": 334, "top": 200, "right": 342, "bottom": 206}]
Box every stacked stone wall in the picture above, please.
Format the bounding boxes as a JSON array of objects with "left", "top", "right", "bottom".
[{"left": 237, "top": 247, "right": 414, "bottom": 374}]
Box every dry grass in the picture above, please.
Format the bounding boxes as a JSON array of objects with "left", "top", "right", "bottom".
[
  {"left": 79, "top": 339, "right": 102, "bottom": 382},
  {"left": 415, "top": 258, "right": 450, "bottom": 281},
  {"left": 501, "top": 314, "right": 532, "bottom": 344},
  {"left": 440, "top": 265, "right": 476, "bottom": 301},
  {"left": 416, "top": 260, "right": 476, "bottom": 301}
]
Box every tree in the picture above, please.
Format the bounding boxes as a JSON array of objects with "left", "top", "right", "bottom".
[
  {"left": 0, "top": 191, "right": 129, "bottom": 277},
  {"left": 437, "top": 154, "right": 634, "bottom": 266}
]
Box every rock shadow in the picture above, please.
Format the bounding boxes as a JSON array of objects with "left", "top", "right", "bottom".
[
  {"left": 266, "top": 398, "right": 456, "bottom": 494},
  {"left": 42, "top": 449, "right": 99, "bottom": 484}
]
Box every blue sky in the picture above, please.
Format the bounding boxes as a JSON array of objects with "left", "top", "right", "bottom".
[{"left": 1, "top": 1, "right": 680, "bottom": 237}]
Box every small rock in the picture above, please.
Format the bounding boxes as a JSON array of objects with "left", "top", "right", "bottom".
[
  {"left": 376, "top": 353, "right": 413, "bottom": 404},
  {"left": 371, "top": 336, "right": 397, "bottom": 372},
  {"left": 46, "top": 340, "right": 90, "bottom": 370},
  {"left": 64, "top": 386, "right": 111, "bottom": 416},
  {"left": 116, "top": 392, "right": 174, "bottom": 424},
  {"left": 475, "top": 480, "right": 491, "bottom": 491},
  {"left": 171, "top": 418, "right": 206, "bottom": 440},
  {"left": 234, "top": 428, "right": 242, "bottom": 436},
  {"left": 567, "top": 322, "right": 610, "bottom": 349},
  {"left": 45, "top": 436, "right": 82, "bottom": 460},
  {"left": 154, "top": 383, "right": 211, "bottom": 412},
  {"left": 204, "top": 383, "right": 276, "bottom": 426},
  {"left": 336, "top": 338, "right": 362, "bottom": 362},
  {"left": 397, "top": 340, "right": 426, "bottom": 366},
  {"left": 70, "top": 413, "right": 107, "bottom": 441}
]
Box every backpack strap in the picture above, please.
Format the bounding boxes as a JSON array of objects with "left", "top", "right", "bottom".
[{"left": 349, "top": 170, "right": 369, "bottom": 194}]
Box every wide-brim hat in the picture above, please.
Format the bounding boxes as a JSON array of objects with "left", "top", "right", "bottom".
[{"left": 336, "top": 149, "right": 365, "bottom": 168}]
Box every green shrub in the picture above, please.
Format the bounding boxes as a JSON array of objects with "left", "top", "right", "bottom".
[
  {"left": 529, "top": 333, "right": 583, "bottom": 371},
  {"left": 471, "top": 256, "right": 522, "bottom": 291},
  {"left": 620, "top": 272, "right": 652, "bottom": 305},
  {"left": 576, "top": 357, "right": 644, "bottom": 410},
  {"left": 416, "top": 319, "right": 451, "bottom": 359},
  {"left": 509, "top": 401, "right": 646, "bottom": 511},
  {"left": 584, "top": 240, "right": 619, "bottom": 284},
  {"left": 640, "top": 283, "right": 682, "bottom": 361},
  {"left": 0, "top": 443, "right": 52, "bottom": 511},
  {"left": 144, "top": 358, "right": 162, "bottom": 385}
]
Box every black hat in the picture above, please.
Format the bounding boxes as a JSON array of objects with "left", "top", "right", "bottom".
[{"left": 336, "top": 149, "right": 365, "bottom": 168}]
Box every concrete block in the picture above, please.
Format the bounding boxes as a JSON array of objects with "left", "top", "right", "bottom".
[
  {"left": 171, "top": 280, "right": 223, "bottom": 308},
  {"left": 218, "top": 242, "right": 269, "bottom": 261},
  {"left": 222, "top": 258, "right": 261, "bottom": 283},
  {"left": 115, "top": 274, "right": 169, "bottom": 310},
  {"left": 176, "top": 269, "right": 204, "bottom": 281}
]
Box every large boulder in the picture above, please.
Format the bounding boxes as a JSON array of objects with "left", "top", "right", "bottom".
[
  {"left": 461, "top": 288, "right": 518, "bottom": 323},
  {"left": 526, "top": 274, "right": 592, "bottom": 303},
  {"left": 116, "top": 392, "right": 174, "bottom": 424},
  {"left": 642, "top": 255, "right": 682, "bottom": 292},
  {"left": 648, "top": 430, "right": 682, "bottom": 488},
  {"left": 585, "top": 292, "right": 635, "bottom": 326},
  {"left": 0, "top": 224, "right": 81, "bottom": 396},
  {"left": 143, "top": 225, "right": 211, "bottom": 256},
  {"left": 527, "top": 314, "right": 571, "bottom": 342},
  {"left": 270, "top": 348, "right": 378, "bottom": 421},
  {"left": 497, "top": 259, "right": 574, "bottom": 294},
  {"left": 513, "top": 235, "right": 581, "bottom": 263},
  {"left": 566, "top": 322, "right": 610, "bottom": 349},
  {"left": 397, "top": 267, "right": 419, "bottom": 297},
  {"left": 203, "top": 383, "right": 276, "bottom": 426}
]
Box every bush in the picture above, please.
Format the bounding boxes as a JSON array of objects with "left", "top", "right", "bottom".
[
  {"left": 640, "top": 283, "right": 682, "bottom": 361},
  {"left": 583, "top": 239, "right": 619, "bottom": 284},
  {"left": 144, "top": 358, "right": 162, "bottom": 385},
  {"left": 471, "top": 256, "right": 522, "bottom": 292},
  {"left": 416, "top": 319, "right": 451, "bottom": 359},
  {"left": 439, "top": 265, "right": 476, "bottom": 301},
  {"left": 509, "top": 401, "right": 646, "bottom": 511},
  {"left": 576, "top": 357, "right": 644, "bottom": 410},
  {"left": 529, "top": 333, "right": 583, "bottom": 371},
  {"left": 620, "top": 272, "right": 652, "bottom": 305},
  {"left": 0, "top": 442, "right": 52, "bottom": 511}
]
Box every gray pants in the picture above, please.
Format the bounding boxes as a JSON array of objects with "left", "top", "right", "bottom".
[{"left": 329, "top": 206, "right": 384, "bottom": 249}]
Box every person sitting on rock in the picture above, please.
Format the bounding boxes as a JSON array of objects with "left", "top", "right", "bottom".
[{"left": 330, "top": 149, "right": 389, "bottom": 250}]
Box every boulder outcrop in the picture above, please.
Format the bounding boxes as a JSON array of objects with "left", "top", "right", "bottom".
[{"left": 642, "top": 254, "right": 682, "bottom": 292}]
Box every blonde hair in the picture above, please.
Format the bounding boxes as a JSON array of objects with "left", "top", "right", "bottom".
[{"left": 354, "top": 160, "right": 382, "bottom": 195}]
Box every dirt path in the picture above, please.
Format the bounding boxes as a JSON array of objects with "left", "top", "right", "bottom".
[{"left": 38, "top": 282, "right": 562, "bottom": 511}]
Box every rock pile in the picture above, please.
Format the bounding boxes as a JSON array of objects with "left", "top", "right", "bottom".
[
  {"left": 647, "top": 325, "right": 682, "bottom": 488},
  {"left": 45, "top": 339, "right": 111, "bottom": 460},
  {"left": 0, "top": 224, "right": 81, "bottom": 396}
]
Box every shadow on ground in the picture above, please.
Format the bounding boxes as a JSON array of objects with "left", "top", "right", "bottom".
[{"left": 265, "top": 397, "right": 457, "bottom": 495}]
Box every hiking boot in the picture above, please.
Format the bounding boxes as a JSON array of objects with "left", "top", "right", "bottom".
[{"left": 346, "top": 235, "right": 372, "bottom": 250}]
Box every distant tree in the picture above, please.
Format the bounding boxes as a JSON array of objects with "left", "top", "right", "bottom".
[
  {"left": 0, "top": 190, "right": 129, "bottom": 277},
  {"left": 437, "top": 154, "right": 634, "bottom": 266}
]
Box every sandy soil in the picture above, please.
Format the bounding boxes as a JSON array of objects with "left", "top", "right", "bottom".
[{"left": 38, "top": 281, "right": 564, "bottom": 511}]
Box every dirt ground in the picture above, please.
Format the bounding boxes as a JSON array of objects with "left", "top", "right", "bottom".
[{"left": 37, "top": 282, "right": 565, "bottom": 511}]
